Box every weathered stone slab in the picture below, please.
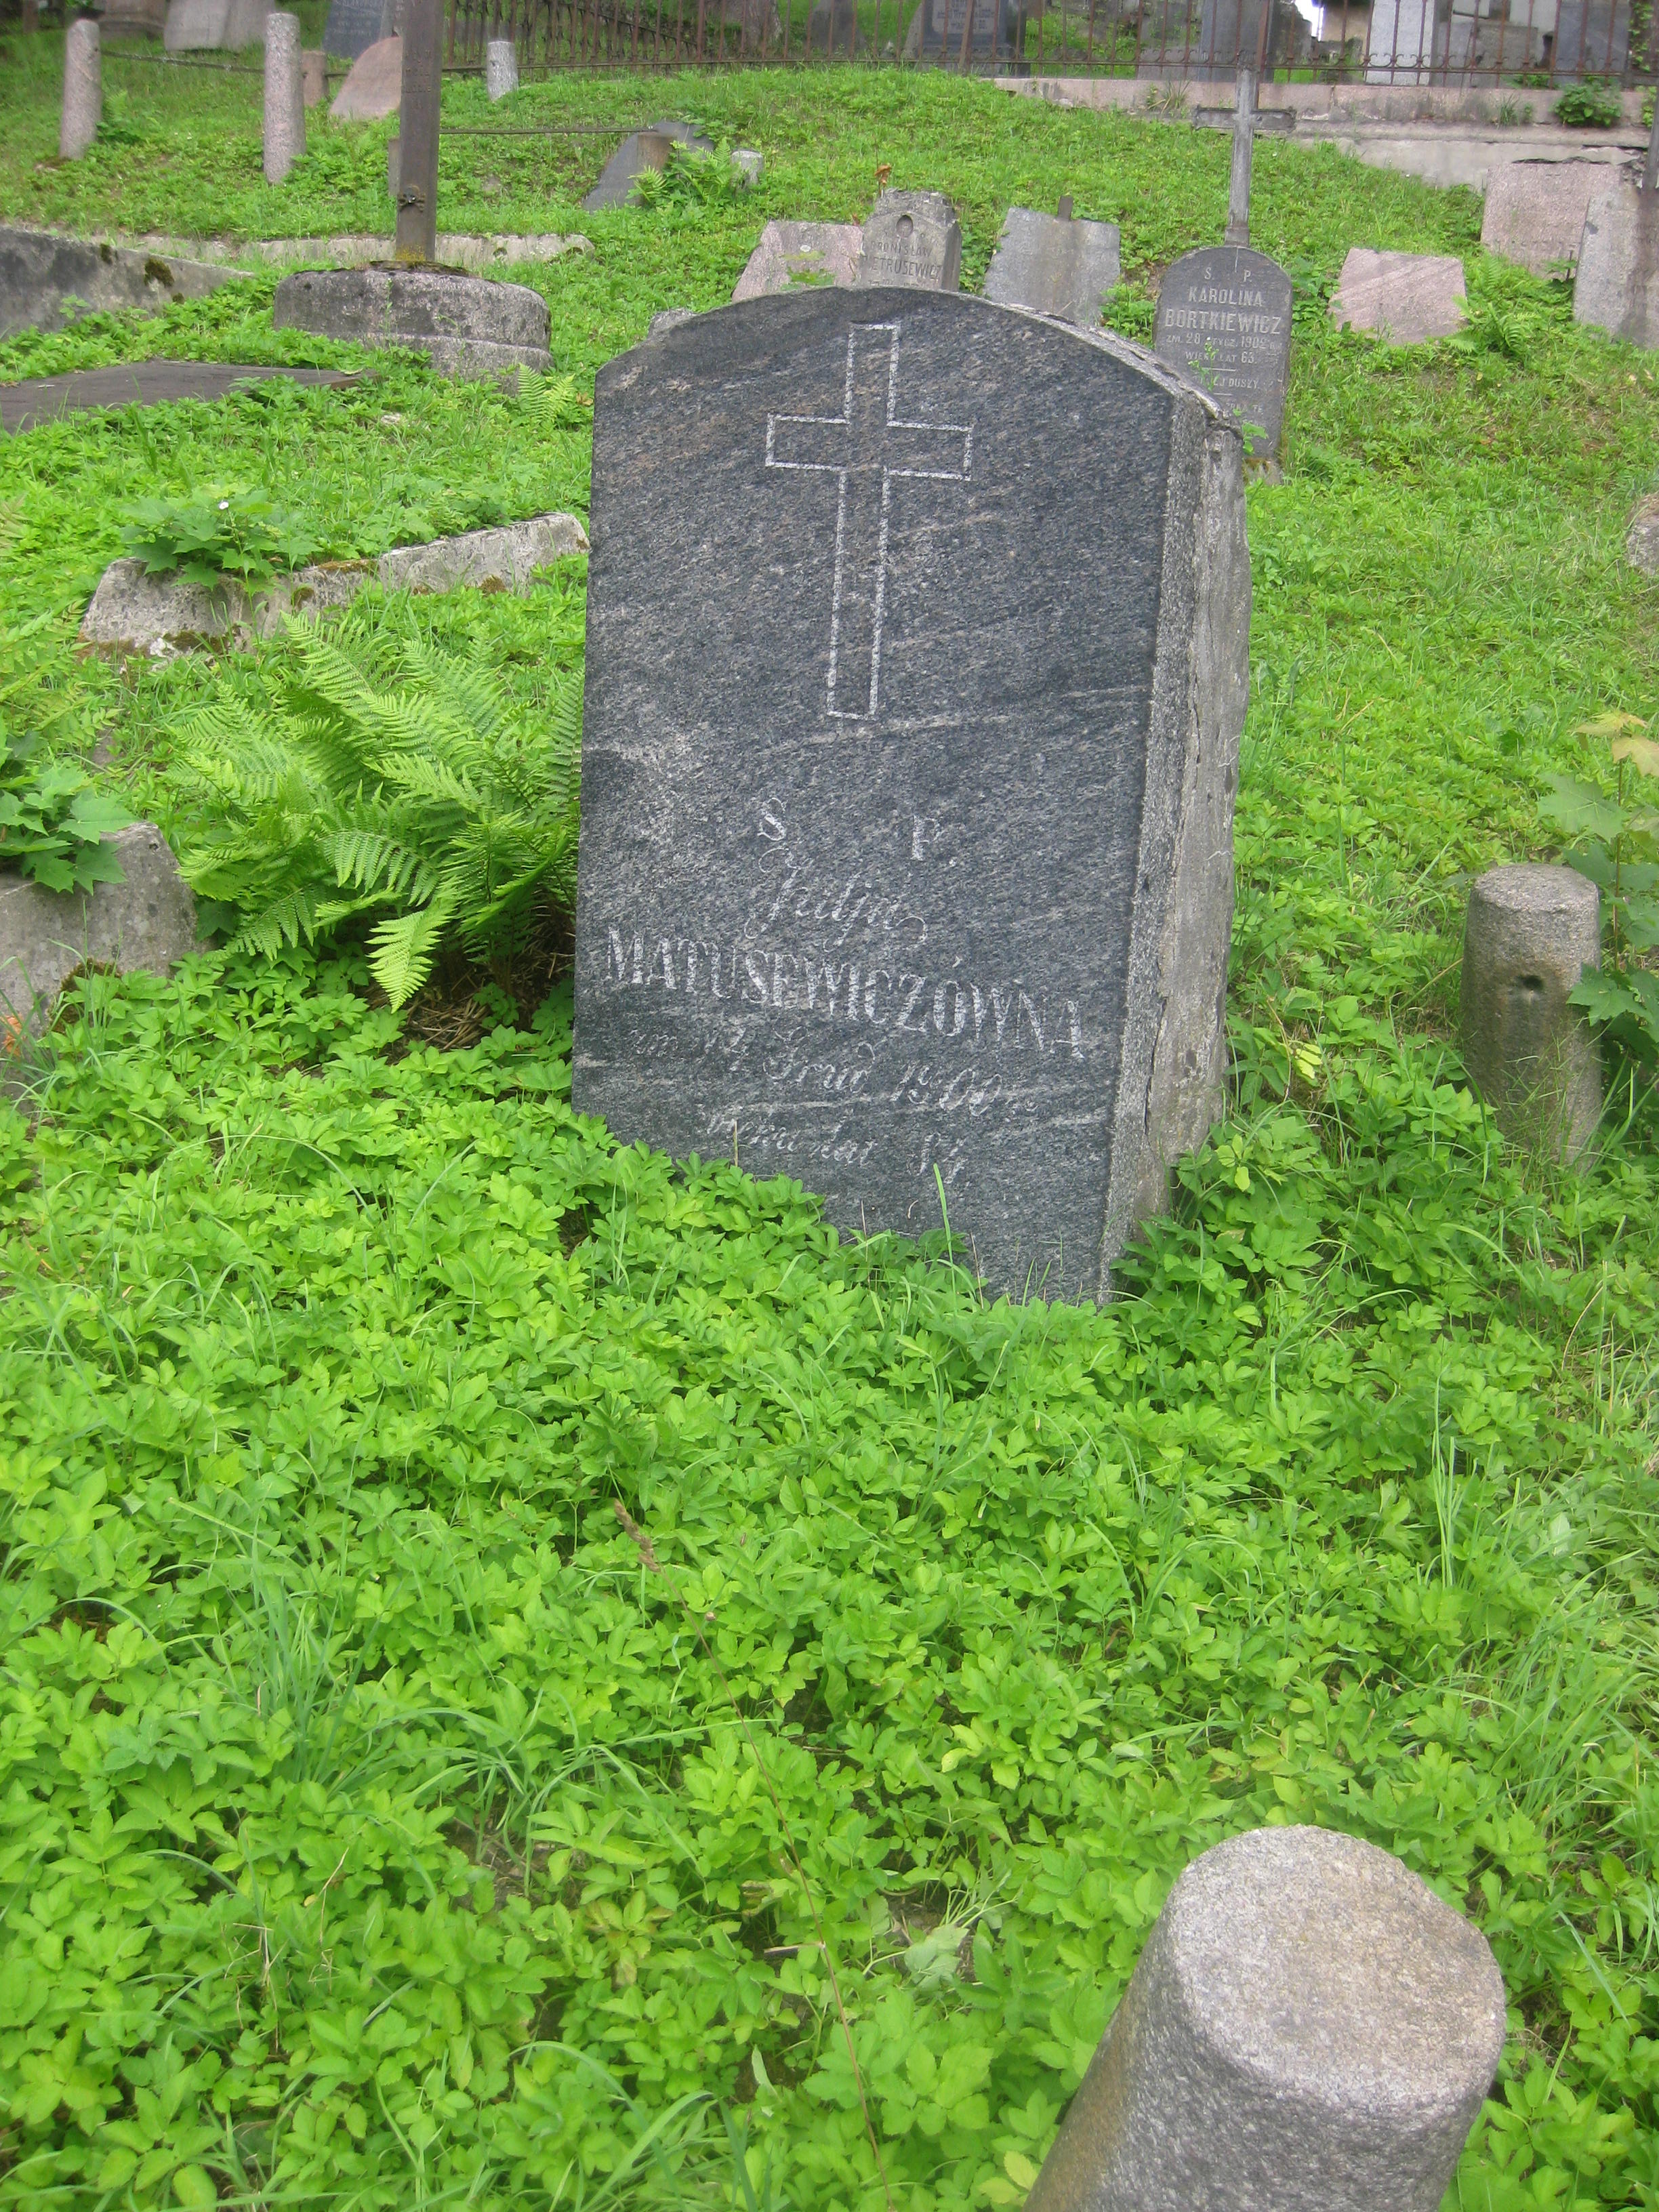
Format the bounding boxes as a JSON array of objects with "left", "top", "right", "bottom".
[
  {"left": 1629, "top": 491, "right": 1659, "bottom": 576},
  {"left": 375, "top": 512, "right": 589, "bottom": 594},
  {"left": 571, "top": 291, "right": 1249, "bottom": 1300},
  {"left": 1574, "top": 187, "right": 1659, "bottom": 352},
  {"left": 1, "top": 825, "right": 199, "bottom": 1051},
  {"left": 2, "top": 361, "right": 354, "bottom": 436},
  {"left": 1481, "top": 159, "right": 1620, "bottom": 277},
  {"left": 732, "top": 220, "right": 864, "bottom": 302},
  {"left": 101, "top": 0, "right": 169, "bottom": 35},
  {"left": 163, "top": 0, "right": 271, "bottom": 47},
  {"left": 328, "top": 33, "right": 401, "bottom": 119},
  {"left": 322, "top": 0, "right": 382, "bottom": 56},
  {"left": 1154, "top": 245, "right": 1292, "bottom": 459},
  {"left": 1330, "top": 247, "right": 1467, "bottom": 342},
  {"left": 80, "top": 511, "right": 589, "bottom": 651},
  {"left": 857, "top": 192, "right": 962, "bottom": 292},
  {"left": 0, "top": 227, "right": 247, "bottom": 343},
  {"left": 1025, "top": 1827, "right": 1506, "bottom": 2212},
  {"left": 583, "top": 122, "right": 713, "bottom": 212},
  {"left": 985, "top": 207, "right": 1122, "bottom": 328},
  {"left": 903, "top": 0, "right": 1020, "bottom": 58},
  {"left": 272, "top": 265, "right": 552, "bottom": 380}
]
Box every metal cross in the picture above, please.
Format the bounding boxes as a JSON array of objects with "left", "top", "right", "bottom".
[{"left": 765, "top": 323, "right": 974, "bottom": 723}]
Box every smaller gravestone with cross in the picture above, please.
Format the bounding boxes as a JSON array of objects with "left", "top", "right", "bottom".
[
  {"left": 764, "top": 323, "right": 972, "bottom": 720},
  {"left": 573, "top": 288, "right": 1249, "bottom": 1300}
]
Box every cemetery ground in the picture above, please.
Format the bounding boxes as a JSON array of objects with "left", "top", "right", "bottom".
[{"left": 1, "top": 35, "right": 1659, "bottom": 2212}]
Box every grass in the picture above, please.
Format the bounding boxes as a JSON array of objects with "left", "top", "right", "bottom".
[{"left": 1, "top": 37, "right": 1658, "bottom": 2212}]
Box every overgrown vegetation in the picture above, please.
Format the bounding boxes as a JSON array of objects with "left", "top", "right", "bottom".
[
  {"left": 0, "top": 43, "right": 1657, "bottom": 2212},
  {"left": 1546, "top": 716, "right": 1659, "bottom": 1063},
  {"left": 122, "top": 485, "right": 316, "bottom": 588},
  {"left": 176, "top": 616, "right": 582, "bottom": 1006}
]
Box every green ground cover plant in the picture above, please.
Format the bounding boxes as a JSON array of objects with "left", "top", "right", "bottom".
[{"left": 0, "top": 43, "right": 1657, "bottom": 2212}]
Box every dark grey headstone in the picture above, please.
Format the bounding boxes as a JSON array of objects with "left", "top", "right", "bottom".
[
  {"left": 322, "top": 0, "right": 382, "bottom": 58},
  {"left": 582, "top": 121, "right": 714, "bottom": 213},
  {"left": 1553, "top": 0, "right": 1629, "bottom": 75},
  {"left": 1154, "top": 245, "right": 1292, "bottom": 459},
  {"left": 572, "top": 291, "right": 1249, "bottom": 1300},
  {"left": 905, "top": 0, "right": 1021, "bottom": 54},
  {"left": 806, "top": 0, "right": 859, "bottom": 49},
  {"left": 984, "top": 207, "right": 1122, "bottom": 327},
  {"left": 857, "top": 191, "right": 962, "bottom": 293}
]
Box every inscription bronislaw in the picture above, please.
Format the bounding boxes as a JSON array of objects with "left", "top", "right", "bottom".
[{"left": 605, "top": 926, "right": 1086, "bottom": 1061}]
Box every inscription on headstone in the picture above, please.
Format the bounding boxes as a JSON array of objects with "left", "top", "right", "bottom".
[
  {"left": 572, "top": 291, "right": 1249, "bottom": 1300},
  {"left": 1154, "top": 245, "right": 1292, "bottom": 459},
  {"left": 856, "top": 191, "right": 962, "bottom": 293}
]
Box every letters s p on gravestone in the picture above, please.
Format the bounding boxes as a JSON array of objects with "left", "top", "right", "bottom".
[
  {"left": 1155, "top": 245, "right": 1292, "bottom": 462},
  {"left": 572, "top": 292, "right": 1248, "bottom": 1300}
]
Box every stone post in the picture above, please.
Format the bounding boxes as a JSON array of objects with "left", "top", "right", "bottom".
[
  {"left": 1025, "top": 1826, "right": 1507, "bottom": 2212},
  {"left": 263, "top": 12, "right": 304, "bottom": 186},
  {"left": 394, "top": 0, "right": 443, "bottom": 264},
  {"left": 1645, "top": 91, "right": 1658, "bottom": 196},
  {"left": 485, "top": 36, "right": 518, "bottom": 98},
  {"left": 300, "top": 47, "right": 326, "bottom": 106},
  {"left": 1225, "top": 67, "right": 1254, "bottom": 247},
  {"left": 59, "top": 16, "right": 101, "bottom": 163},
  {"left": 1460, "top": 863, "right": 1602, "bottom": 1160}
]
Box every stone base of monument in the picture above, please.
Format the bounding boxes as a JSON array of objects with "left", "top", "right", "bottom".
[
  {"left": 1, "top": 825, "right": 199, "bottom": 1060},
  {"left": 272, "top": 266, "right": 553, "bottom": 381},
  {"left": 81, "top": 511, "right": 590, "bottom": 653}
]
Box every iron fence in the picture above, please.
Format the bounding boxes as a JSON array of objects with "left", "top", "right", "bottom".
[{"left": 439, "top": 0, "right": 1649, "bottom": 79}]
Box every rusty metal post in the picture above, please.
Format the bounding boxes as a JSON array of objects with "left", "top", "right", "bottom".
[
  {"left": 394, "top": 0, "right": 443, "bottom": 262},
  {"left": 1226, "top": 64, "right": 1254, "bottom": 245}
]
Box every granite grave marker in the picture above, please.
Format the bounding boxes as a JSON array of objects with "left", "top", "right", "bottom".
[
  {"left": 1154, "top": 245, "right": 1292, "bottom": 459},
  {"left": 571, "top": 291, "right": 1249, "bottom": 1300},
  {"left": 856, "top": 191, "right": 962, "bottom": 292},
  {"left": 984, "top": 206, "right": 1122, "bottom": 327},
  {"left": 323, "top": 0, "right": 382, "bottom": 56}
]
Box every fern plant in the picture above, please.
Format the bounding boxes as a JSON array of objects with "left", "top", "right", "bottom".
[{"left": 176, "top": 619, "right": 581, "bottom": 1009}]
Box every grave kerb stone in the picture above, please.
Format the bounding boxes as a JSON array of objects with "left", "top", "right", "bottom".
[
  {"left": 571, "top": 289, "right": 1248, "bottom": 1300},
  {"left": 272, "top": 266, "right": 553, "bottom": 380}
]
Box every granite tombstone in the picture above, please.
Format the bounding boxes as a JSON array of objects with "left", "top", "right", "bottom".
[
  {"left": 984, "top": 206, "right": 1122, "bottom": 327},
  {"left": 857, "top": 191, "right": 962, "bottom": 292},
  {"left": 583, "top": 122, "right": 712, "bottom": 211},
  {"left": 1154, "top": 245, "right": 1292, "bottom": 459},
  {"left": 323, "top": 0, "right": 382, "bottom": 56},
  {"left": 571, "top": 291, "right": 1249, "bottom": 1300}
]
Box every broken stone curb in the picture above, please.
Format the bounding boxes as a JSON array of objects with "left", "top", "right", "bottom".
[
  {"left": 1, "top": 823, "right": 200, "bottom": 1055},
  {"left": 0, "top": 226, "right": 251, "bottom": 344},
  {"left": 80, "top": 511, "right": 591, "bottom": 653},
  {"left": 272, "top": 264, "right": 553, "bottom": 380}
]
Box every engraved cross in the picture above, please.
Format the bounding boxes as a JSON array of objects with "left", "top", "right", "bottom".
[{"left": 765, "top": 322, "right": 974, "bottom": 723}]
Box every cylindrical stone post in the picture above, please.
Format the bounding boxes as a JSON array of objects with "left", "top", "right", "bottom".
[
  {"left": 263, "top": 12, "right": 304, "bottom": 186},
  {"left": 485, "top": 37, "right": 518, "bottom": 99},
  {"left": 59, "top": 16, "right": 101, "bottom": 163},
  {"left": 1461, "top": 863, "right": 1602, "bottom": 1160},
  {"left": 1026, "top": 1827, "right": 1507, "bottom": 2212}
]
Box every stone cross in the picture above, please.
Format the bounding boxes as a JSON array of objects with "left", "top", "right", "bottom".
[
  {"left": 394, "top": 0, "right": 441, "bottom": 262},
  {"left": 1227, "top": 67, "right": 1256, "bottom": 248},
  {"left": 764, "top": 322, "right": 973, "bottom": 722}
]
